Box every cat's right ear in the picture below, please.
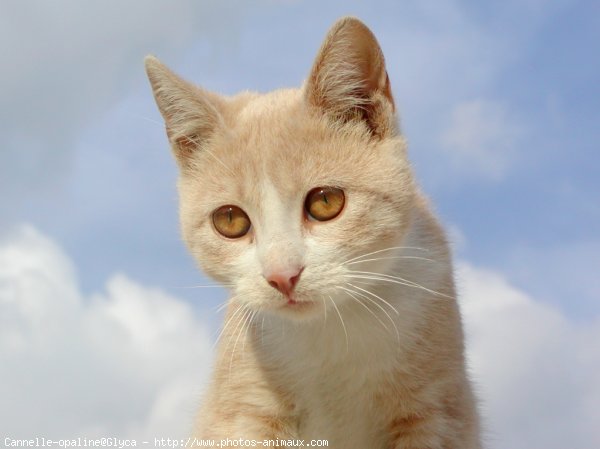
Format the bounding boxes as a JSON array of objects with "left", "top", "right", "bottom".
[
  {"left": 304, "top": 17, "right": 396, "bottom": 138},
  {"left": 144, "top": 56, "right": 222, "bottom": 170}
]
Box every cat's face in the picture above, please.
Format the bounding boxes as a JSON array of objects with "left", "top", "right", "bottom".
[
  {"left": 177, "top": 91, "right": 414, "bottom": 320},
  {"left": 147, "top": 18, "right": 415, "bottom": 321}
]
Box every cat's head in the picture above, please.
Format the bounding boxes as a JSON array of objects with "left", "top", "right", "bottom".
[{"left": 146, "top": 17, "right": 416, "bottom": 321}]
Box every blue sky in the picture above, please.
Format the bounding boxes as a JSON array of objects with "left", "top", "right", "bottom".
[{"left": 1, "top": 1, "right": 599, "bottom": 447}]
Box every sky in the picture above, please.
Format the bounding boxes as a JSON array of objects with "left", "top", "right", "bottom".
[{"left": 0, "top": 0, "right": 598, "bottom": 448}]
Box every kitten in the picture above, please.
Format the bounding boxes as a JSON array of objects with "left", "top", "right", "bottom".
[{"left": 145, "top": 17, "right": 481, "bottom": 449}]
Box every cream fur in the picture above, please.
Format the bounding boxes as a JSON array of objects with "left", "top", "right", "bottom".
[{"left": 145, "top": 17, "right": 481, "bottom": 449}]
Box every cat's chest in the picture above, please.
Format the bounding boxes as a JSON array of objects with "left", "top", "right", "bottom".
[
  {"left": 261, "top": 314, "right": 399, "bottom": 448},
  {"left": 292, "top": 370, "right": 387, "bottom": 447},
  {"left": 289, "top": 352, "right": 391, "bottom": 449}
]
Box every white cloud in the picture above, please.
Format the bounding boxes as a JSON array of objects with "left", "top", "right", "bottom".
[
  {"left": 440, "top": 99, "right": 522, "bottom": 180},
  {"left": 459, "top": 262, "right": 600, "bottom": 449},
  {"left": 1, "top": 225, "right": 599, "bottom": 448},
  {"left": 0, "top": 225, "right": 213, "bottom": 439}
]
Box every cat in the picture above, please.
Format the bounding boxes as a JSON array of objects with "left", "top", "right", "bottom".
[{"left": 145, "top": 16, "right": 481, "bottom": 449}]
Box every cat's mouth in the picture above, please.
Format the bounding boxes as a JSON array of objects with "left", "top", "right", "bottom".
[{"left": 281, "top": 297, "right": 316, "bottom": 312}]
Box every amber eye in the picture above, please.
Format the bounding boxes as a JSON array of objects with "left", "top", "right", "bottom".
[
  {"left": 305, "top": 187, "right": 345, "bottom": 221},
  {"left": 212, "top": 205, "right": 251, "bottom": 238}
]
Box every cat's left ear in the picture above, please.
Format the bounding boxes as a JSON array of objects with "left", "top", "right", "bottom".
[
  {"left": 144, "top": 56, "right": 223, "bottom": 170},
  {"left": 305, "top": 17, "right": 396, "bottom": 138}
]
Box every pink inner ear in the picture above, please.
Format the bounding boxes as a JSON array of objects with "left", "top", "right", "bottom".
[
  {"left": 175, "top": 135, "right": 198, "bottom": 151},
  {"left": 304, "top": 17, "right": 397, "bottom": 138},
  {"left": 169, "top": 130, "right": 199, "bottom": 161}
]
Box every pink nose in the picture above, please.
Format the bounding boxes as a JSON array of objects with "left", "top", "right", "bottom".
[{"left": 265, "top": 267, "right": 303, "bottom": 296}]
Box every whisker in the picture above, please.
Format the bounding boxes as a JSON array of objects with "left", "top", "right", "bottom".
[
  {"left": 347, "top": 270, "right": 422, "bottom": 288},
  {"left": 214, "top": 301, "right": 230, "bottom": 314},
  {"left": 345, "top": 274, "right": 418, "bottom": 292},
  {"left": 346, "top": 255, "right": 437, "bottom": 265},
  {"left": 344, "top": 273, "right": 453, "bottom": 299},
  {"left": 342, "top": 246, "right": 429, "bottom": 265},
  {"left": 349, "top": 270, "right": 454, "bottom": 299},
  {"left": 315, "top": 295, "right": 328, "bottom": 332},
  {"left": 339, "top": 285, "right": 400, "bottom": 341},
  {"left": 347, "top": 279, "right": 380, "bottom": 286},
  {"left": 186, "top": 134, "right": 235, "bottom": 175},
  {"left": 177, "top": 284, "right": 233, "bottom": 289},
  {"left": 211, "top": 293, "right": 242, "bottom": 314},
  {"left": 346, "top": 282, "right": 400, "bottom": 315},
  {"left": 242, "top": 310, "right": 257, "bottom": 351},
  {"left": 321, "top": 294, "right": 328, "bottom": 324},
  {"left": 338, "top": 286, "right": 390, "bottom": 332},
  {"left": 129, "top": 113, "right": 165, "bottom": 127},
  {"left": 328, "top": 295, "right": 349, "bottom": 353},
  {"left": 212, "top": 303, "right": 245, "bottom": 351},
  {"left": 229, "top": 308, "right": 253, "bottom": 378}
]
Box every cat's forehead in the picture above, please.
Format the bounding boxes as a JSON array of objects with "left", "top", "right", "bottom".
[
  {"left": 225, "top": 90, "right": 372, "bottom": 172},
  {"left": 231, "top": 89, "right": 300, "bottom": 125},
  {"left": 189, "top": 88, "right": 406, "bottom": 213},
  {"left": 220, "top": 90, "right": 335, "bottom": 189}
]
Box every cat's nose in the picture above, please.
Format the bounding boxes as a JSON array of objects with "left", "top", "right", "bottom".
[{"left": 264, "top": 267, "right": 304, "bottom": 297}]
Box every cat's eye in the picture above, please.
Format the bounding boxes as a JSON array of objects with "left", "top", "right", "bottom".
[
  {"left": 212, "top": 205, "right": 251, "bottom": 238},
  {"left": 305, "top": 187, "right": 345, "bottom": 221}
]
